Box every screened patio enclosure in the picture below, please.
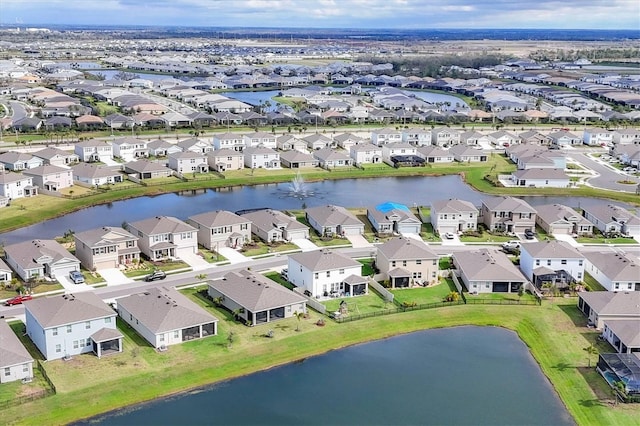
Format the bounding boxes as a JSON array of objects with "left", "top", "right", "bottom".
[{"left": 597, "top": 353, "right": 640, "bottom": 395}]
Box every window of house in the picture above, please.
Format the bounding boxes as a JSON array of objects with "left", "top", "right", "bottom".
[
  {"left": 174, "top": 331, "right": 179, "bottom": 339},
  {"left": 105, "top": 317, "right": 111, "bottom": 324},
  {"left": 391, "top": 261, "right": 396, "bottom": 267},
  {"left": 73, "top": 340, "right": 79, "bottom": 349},
  {"left": 561, "top": 259, "right": 567, "bottom": 265},
  {"left": 4, "top": 368, "right": 9, "bottom": 376},
  {"left": 159, "top": 335, "right": 165, "bottom": 342},
  {"left": 326, "top": 271, "right": 330, "bottom": 278},
  {"left": 547, "top": 260, "right": 551, "bottom": 266},
  {"left": 55, "top": 344, "right": 61, "bottom": 353},
  {"left": 85, "top": 321, "right": 91, "bottom": 329},
  {"left": 52, "top": 328, "right": 58, "bottom": 336},
  {"left": 535, "top": 259, "right": 540, "bottom": 266},
  {"left": 339, "top": 269, "right": 344, "bottom": 274},
  {"left": 314, "top": 273, "right": 319, "bottom": 279},
  {"left": 579, "top": 260, "right": 583, "bottom": 266},
  {"left": 416, "top": 260, "right": 422, "bottom": 265},
  {"left": 23, "top": 364, "right": 29, "bottom": 373},
  {"left": 67, "top": 325, "right": 72, "bottom": 333},
  {"left": 614, "top": 283, "right": 620, "bottom": 289}
]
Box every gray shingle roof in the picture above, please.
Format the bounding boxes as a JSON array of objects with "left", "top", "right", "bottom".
[
  {"left": 74, "top": 226, "right": 137, "bottom": 248},
  {"left": 482, "top": 196, "right": 536, "bottom": 213},
  {"left": 4, "top": 239, "right": 79, "bottom": 271},
  {"left": 377, "top": 237, "right": 437, "bottom": 261},
  {"left": 24, "top": 293, "right": 115, "bottom": 329},
  {"left": 211, "top": 270, "right": 306, "bottom": 312},
  {"left": 188, "top": 210, "right": 249, "bottom": 228},
  {"left": 453, "top": 249, "right": 526, "bottom": 282},
  {"left": 305, "top": 205, "right": 363, "bottom": 228},
  {"left": 240, "top": 209, "right": 308, "bottom": 233},
  {"left": 117, "top": 287, "right": 218, "bottom": 334},
  {"left": 583, "top": 252, "right": 640, "bottom": 281},
  {"left": 603, "top": 320, "right": 640, "bottom": 347},
  {"left": 127, "top": 216, "right": 195, "bottom": 235},
  {"left": 535, "top": 204, "right": 591, "bottom": 227},
  {"left": 289, "top": 249, "right": 361, "bottom": 272},
  {"left": 431, "top": 199, "right": 478, "bottom": 214},
  {"left": 521, "top": 240, "right": 583, "bottom": 259},
  {"left": 0, "top": 320, "right": 33, "bottom": 369},
  {"left": 579, "top": 292, "right": 640, "bottom": 316}
]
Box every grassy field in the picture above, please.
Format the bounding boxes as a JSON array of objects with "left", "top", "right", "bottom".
[
  {"left": 390, "top": 278, "right": 458, "bottom": 305},
  {"left": 322, "top": 292, "right": 390, "bottom": 315},
  {"left": 1, "top": 297, "right": 639, "bottom": 425}
]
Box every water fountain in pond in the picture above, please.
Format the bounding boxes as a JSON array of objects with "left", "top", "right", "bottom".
[{"left": 277, "top": 171, "right": 318, "bottom": 200}]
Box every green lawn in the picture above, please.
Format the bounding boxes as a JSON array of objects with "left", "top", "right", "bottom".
[
  {"left": 583, "top": 272, "right": 607, "bottom": 292},
  {"left": 358, "top": 259, "right": 375, "bottom": 276},
  {"left": 465, "top": 291, "right": 538, "bottom": 302},
  {"left": 123, "top": 260, "right": 190, "bottom": 278},
  {"left": 198, "top": 248, "right": 227, "bottom": 263},
  {"left": 576, "top": 236, "right": 638, "bottom": 244},
  {"left": 241, "top": 241, "right": 299, "bottom": 257},
  {"left": 263, "top": 272, "right": 295, "bottom": 290},
  {"left": 390, "top": 278, "right": 458, "bottom": 305},
  {"left": 322, "top": 292, "right": 389, "bottom": 315},
  {"left": 459, "top": 231, "right": 513, "bottom": 243}
]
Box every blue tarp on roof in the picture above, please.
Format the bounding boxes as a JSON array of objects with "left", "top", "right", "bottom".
[{"left": 376, "top": 202, "right": 410, "bottom": 213}]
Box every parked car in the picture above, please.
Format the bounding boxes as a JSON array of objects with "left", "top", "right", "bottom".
[
  {"left": 5, "top": 294, "right": 33, "bottom": 306},
  {"left": 144, "top": 270, "right": 167, "bottom": 282},
  {"left": 443, "top": 232, "right": 455, "bottom": 240},
  {"left": 502, "top": 240, "right": 521, "bottom": 250},
  {"left": 69, "top": 270, "right": 85, "bottom": 284},
  {"left": 524, "top": 229, "right": 536, "bottom": 239}
]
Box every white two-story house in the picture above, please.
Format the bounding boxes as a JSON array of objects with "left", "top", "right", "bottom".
[
  {"left": 519, "top": 241, "right": 585, "bottom": 290},
  {"left": 125, "top": 216, "right": 197, "bottom": 261},
  {"left": 187, "top": 210, "right": 252, "bottom": 250},
  {"left": 168, "top": 151, "right": 209, "bottom": 174},
  {"left": 243, "top": 146, "right": 280, "bottom": 169},
  {"left": 430, "top": 199, "right": 479, "bottom": 235},
  {"left": 287, "top": 250, "right": 365, "bottom": 298},
  {"left": 0, "top": 172, "right": 37, "bottom": 200},
  {"left": 74, "top": 139, "right": 113, "bottom": 163}
]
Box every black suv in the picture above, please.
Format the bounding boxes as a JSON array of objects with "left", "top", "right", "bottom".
[
  {"left": 524, "top": 229, "right": 535, "bottom": 239},
  {"left": 144, "top": 270, "right": 167, "bottom": 281}
]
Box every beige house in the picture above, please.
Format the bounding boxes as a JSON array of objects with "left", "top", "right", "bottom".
[
  {"left": 22, "top": 165, "right": 73, "bottom": 192},
  {"left": 481, "top": 196, "right": 536, "bottom": 234},
  {"left": 74, "top": 226, "right": 141, "bottom": 271},
  {"left": 376, "top": 237, "right": 439, "bottom": 288},
  {"left": 207, "top": 149, "right": 244, "bottom": 172},
  {"left": 187, "top": 210, "right": 252, "bottom": 250}
]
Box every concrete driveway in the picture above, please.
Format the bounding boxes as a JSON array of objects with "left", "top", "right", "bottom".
[
  {"left": 292, "top": 238, "right": 318, "bottom": 251},
  {"left": 57, "top": 275, "right": 92, "bottom": 293},
  {"left": 346, "top": 234, "right": 373, "bottom": 248},
  {"left": 572, "top": 152, "right": 640, "bottom": 192},
  {"left": 218, "top": 247, "right": 250, "bottom": 264},
  {"left": 99, "top": 268, "right": 135, "bottom": 286},
  {"left": 552, "top": 233, "right": 581, "bottom": 247},
  {"left": 179, "top": 251, "right": 210, "bottom": 271}
]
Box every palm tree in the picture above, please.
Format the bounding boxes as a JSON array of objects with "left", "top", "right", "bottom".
[{"left": 293, "top": 310, "right": 305, "bottom": 331}]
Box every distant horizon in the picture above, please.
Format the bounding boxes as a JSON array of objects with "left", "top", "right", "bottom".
[{"left": 0, "top": 0, "right": 638, "bottom": 31}]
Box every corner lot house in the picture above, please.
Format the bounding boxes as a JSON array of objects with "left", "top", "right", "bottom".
[
  {"left": 24, "top": 293, "right": 122, "bottom": 360},
  {"left": 4, "top": 239, "right": 81, "bottom": 281},
  {"left": 511, "top": 168, "right": 570, "bottom": 188},
  {"left": 519, "top": 241, "right": 585, "bottom": 290},
  {"left": 481, "top": 196, "right": 536, "bottom": 234},
  {"left": 74, "top": 226, "right": 141, "bottom": 271},
  {"left": 208, "top": 269, "right": 307, "bottom": 326},
  {"left": 367, "top": 202, "right": 422, "bottom": 235},
  {"left": 288, "top": 250, "right": 365, "bottom": 298},
  {"left": 581, "top": 204, "right": 640, "bottom": 238},
  {"left": 430, "top": 199, "right": 478, "bottom": 235},
  {"left": 0, "top": 320, "right": 33, "bottom": 384},
  {"left": 187, "top": 210, "right": 251, "bottom": 249},
  {"left": 453, "top": 249, "right": 526, "bottom": 293},
  {"left": 305, "top": 205, "right": 364, "bottom": 237},
  {"left": 125, "top": 216, "right": 197, "bottom": 261},
  {"left": 583, "top": 252, "right": 640, "bottom": 292},
  {"left": 601, "top": 320, "right": 640, "bottom": 354},
  {"left": 22, "top": 165, "right": 73, "bottom": 192},
  {"left": 0, "top": 172, "right": 37, "bottom": 200},
  {"left": 535, "top": 204, "right": 593, "bottom": 236},
  {"left": 240, "top": 209, "right": 309, "bottom": 242},
  {"left": 117, "top": 287, "right": 217, "bottom": 349},
  {"left": 376, "top": 237, "right": 438, "bottom": 288},
  {"left": 577, "top": 291, "right": 640, "bottom": 329}
]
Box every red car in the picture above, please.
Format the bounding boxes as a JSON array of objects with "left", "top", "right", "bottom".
[{"left": 4, "top": 294, "right": 33, "bottom": 306}]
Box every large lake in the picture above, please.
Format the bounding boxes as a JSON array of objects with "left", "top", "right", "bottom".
[
  {"left": 82, "top": 327, "right": 574, "bottom": 426},
  {"left": 0, "top": 175, "right": 627, "bottom": 244}
]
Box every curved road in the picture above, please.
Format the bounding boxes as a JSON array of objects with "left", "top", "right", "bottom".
[{"left": 570, "top": 151, "right": 640, "bottom": 193}]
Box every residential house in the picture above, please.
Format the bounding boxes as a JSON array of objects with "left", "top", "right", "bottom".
[
  {"left": 177, "top": 137, "right": 212, "bottom": 154},
  {"left": 305, "top": 205, "right": 365, "bottom": 237},
  {"left": 519, "top": 240, "right": 585, "bottom": 289},
  {"left": 117, "top": 287, "right": 217, "bottom": 349},
  {"left": 74, "top": 139, "right": 113, "bottom": 163},
  {"left": 32, "top": 147, "right": 79, "bottom": 167},
  {"left": 240, "top": 209, "right": 309, "bottom": 242},
  {"left": 583, "top": 127, "right": 613, "bottom": 146},
  {"left": 535, "top": 204, "right": 593, "bottom": 236},
  {"left": 417, "top": 146, "right": 454, "bottom": 163},
  {"left": 458, "top": 130, "right": 492, "bottom": 146},
  {"left": 431, "top": 127, "right": 460, "bottom": 146},
  {"left": 402, "top": 128, "right": 432, "bottom": 146},
  {"left": 187, "top": 210, "right": 251, "bottom": 250},
  {"left": 0, "top": 258, "right": 12, "bottom": 283},
  {"left": 0, "top": 320, "right": 33, "bottom": 383},
  {"left": 548, "top": 130, "right": 582, "bottom": 146},
  {"left": 24, "top": 293, "right": 122, "bottom": 360},
  {"left": 124, "top": 160, "right": 173, "bottom": 180},
  {"left": 371, "top": 127, "right": 402, "bottom": 146},
  {"left": 279, "top": 150, "right": 317, "bottom": 169},
  {"left": 125, "top": 216, "right": 197, "bottom": 261},
  {"left": 168, "top": 151, "right": 209, "bottom": 174},
  {"left": 313, "top": 148, "right": 352, "bottom": 169},
  {"left": 287, "top": 249, "right": 366, "bottom": 298},
  {"left": 350, "top": 143, "right": 383, "bottom": 165},
  {"left": 0, "top": 172, "right": 37, "bottom": 200},
  {"left": 4, "top": 239, "right": 81, "bottom": 281},
  {"left": 381, "top": 142, "right": 418, "bottom": 162},
  {"left": 73, "top": 226, "right": 141, "bottom": 271},
  {"left": 0, "top": 152, "right": 44, "bottom": 171},
  {"left": 376, "top": 237, "right": 439, "bottom": 288},
  {"left": 207, "top": 149, "right": 244, "bottom": 172},
  {"left": 517, "top": 152, "right": 566, "bottom": 170},
  {"left": 583, "top": 252, "right": 640, "bottom": 292},
  {"left": 367, "top": 202, "right": 422, "bottom": 235},
  {"left": 276, "top": 134, "right": 306, "bottom": 152},
  {"left": 577, "top": 291, "right": 640, "bottom": 329},
  {"left": 243, "top": 146, "right": 280, "bottom": 169},
  {"left": 212, "top": 132, "right": 245, "bottom": 152},
  {"left": 71, "top": 163, "right": 124, "bottom": 187},
  {"left": 519, "top": 130, "right": 551, "bottom": 145},
  {"left": 489, "top": 130, "right": 520, "bottom": 146},
  {"left": 208, "top": 269, "right": 307, "bottom": 326},
  {"left": 147, "top": 139, "right": 182, "bottom": 157},
  {"left": 510, "top": 168, "right": 570, "bottom": 188},
  {"left": 449, "top": 145, "right": 488, "bottom": 162},
  {"left": 612, "top": 129, "right": 640, "bottom": 145},
  {"left": 111, "top": 137, "right": 148, "bottom": 162},
  {"left": 303, "top": 133, "right": 332, "bottom": 151},
  {"left": 242, "top": 131, "right": 277, "bottom": 149},
  {"left": 601, "top": 320, "right": 640, "bottom": 354},
  {"left": 21, "top": 165, "right": 72, "bottom": 192},
  {"left": 453, "top": 249, "right": 527, "bottom": 293},
  {"left": 333, "top": 133, "right": 365, "bottom": 151},
  {"left": 481, "top": 196, "right": 537, "bottom": 234},
  {"left": 582, "top": 204, "right": 640, "bottom": 238},
  {"left": 430, "top": 199, "right": 479, "bottom": 235}
]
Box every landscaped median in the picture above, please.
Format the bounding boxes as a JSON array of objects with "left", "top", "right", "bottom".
[{"left": 2, "top": 296, "right": 639, "bottom": 425}]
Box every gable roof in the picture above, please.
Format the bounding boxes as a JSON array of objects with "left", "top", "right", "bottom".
[
  {"left": 453, "top": 249, "right": 526, "bottom": 282},
  {"left": 4, "top": 239, "right": 79, "bottom": 270},
  {"left": 583, "top": 252, "right": 640, "bottom": 281},
  {"left": 377, "top": 236, "right": 437, "bottom": 260},
  {"left": 188, "top": 210, "right": 249, "bottom": 228},
  {"left": 305, "top": 205, "right": 364, "bottom": 228},
  {"left": 431, "top": 198, "right": 478, "bottom": 214},
  {"left": 211, "top": 270, "right": 306, "bottom": 311},
  {"left": 482, "top": 196, "right": 536, "bottom": 213},
  {"left": 74, "top": 226, "right": 137, "bottom": 248},
  {"left": 579, "top": 292, "right": 640, "bottom": 316},
  {"left": 127, "top": 216, "right": 195, "bottom": 235},
  {"left": 289, "top": 249, "right": 361, "bottom": 271},
  {"left": 24, "top": 293, "right": 115, "bottom": 329},
  {"left": 0, "top": 320, "right": 33, "bottom": 369},
  {"left": 521, "top": 240, "right": 583, "bottom": 259},
  {"left": 117, "top": 287, "right": 218, "bottom": 334}
]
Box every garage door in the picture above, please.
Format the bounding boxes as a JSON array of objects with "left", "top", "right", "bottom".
[
  {"left": 175, "top": 246, "right": 196, "bottom": 257},
  {"left": 51, "top": 264, "right": 79, "bottom": 280},
  {"left": 94, "top": 259, "right": 116, "bottom": 270},
  {"left": 341, "top": 227, "right": 363, "bottom": 236},
  {"left": 287, "top": 230, "right": 309, "bottom": 241}
]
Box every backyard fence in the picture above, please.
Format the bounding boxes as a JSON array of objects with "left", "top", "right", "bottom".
[
  {"left": 0, "top": 361, "right": 56, "bottom": 410},
  {"left": 368, "top": 279, "right": 394, "bottom": 303},
  {"left": 332, "top": 300, "right": 465, "bottom": 323},
  {"left": 294, "top": 288, "right": 327, "bottom": 315}
]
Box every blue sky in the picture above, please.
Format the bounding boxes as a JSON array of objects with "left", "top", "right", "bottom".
[{"left": 1, "top": 0, "right": 639, "bottom": 30}]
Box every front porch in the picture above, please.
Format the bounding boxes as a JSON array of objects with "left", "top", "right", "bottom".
[{"left": 149, "top": 242, "right": 176, "bottom": 261}]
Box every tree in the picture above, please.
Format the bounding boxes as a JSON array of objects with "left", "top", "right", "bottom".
[
  {"left": 226, "top": 331, "right": 236, "bottom": 348},
  {"left": 584, "top": 344, "right": 598, "bottom": 367},
  {"left": 293, "top": 310, "right": 305, "bottom": 331},
  {"left": 517, "top": 286, "right": 524, "bottom": 301}
]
